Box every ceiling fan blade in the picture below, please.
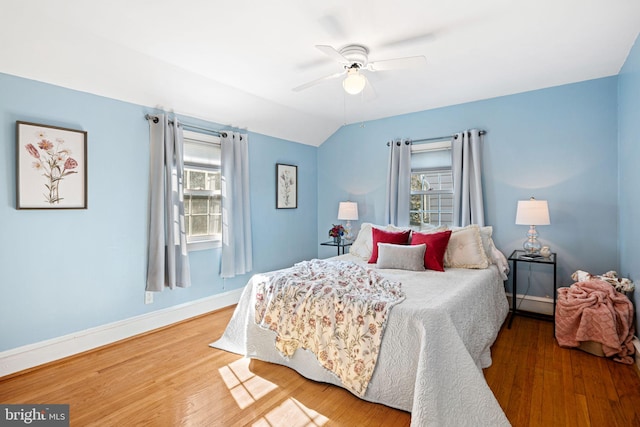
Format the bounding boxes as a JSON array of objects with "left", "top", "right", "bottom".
[
  {"left": 362, "top": 74, "right": 377, "bottom": 102},
  {"left": 379, "top": 32, "right": 436, "bottom": 49},
  {"left": 367, "top": 55, "right": 427, "bottom": 72},
  {"left": 316, "top": 45, "right": 350, "bottom": 64},
  {"left": 292, "top": 70, "right": 346, "bottom": 92}
]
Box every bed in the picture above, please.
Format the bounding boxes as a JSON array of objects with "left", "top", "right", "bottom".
[{"left": 211, "top": 224, "right": 511, "bottom": 426}]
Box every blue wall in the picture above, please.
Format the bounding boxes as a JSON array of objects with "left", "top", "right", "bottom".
[
  {"left": 318, "top": 77, "right": 620, "bottom": 300},
  {"left": 2, "top": 53, "right": 636, "bottom": 353},
  {"left": 619, "top": 34, "right": 640, "bottom": 330},
  {"left": 0, "top": 73, "right": 318, "bottom": 351}
]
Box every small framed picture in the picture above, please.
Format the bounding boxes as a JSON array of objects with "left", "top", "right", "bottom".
[
  {"left": 276, "top": 163, "right": 297, "bottom": 209},
  {"left": 16, "top": 121, "right": 88, "bottom": 209}
]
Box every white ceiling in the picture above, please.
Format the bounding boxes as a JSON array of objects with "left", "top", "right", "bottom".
[{"left": 1, "top": 1, "right": 638, "bottom": 146}]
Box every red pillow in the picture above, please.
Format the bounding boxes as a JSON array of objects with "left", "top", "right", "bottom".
[
  {"left": 411, "top": 230, "right": 452, "bottom": 271},
  {"left": 368, "top": 228, "right": 411, "bottom": 263}
]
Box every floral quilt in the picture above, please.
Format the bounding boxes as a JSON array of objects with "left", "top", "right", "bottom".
[{"left": 254, "top": 259, "right": 405, "bottom": 396}]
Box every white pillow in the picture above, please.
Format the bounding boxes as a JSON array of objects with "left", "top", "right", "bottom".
[
  {"left": 349, "top": 223, "right": 376, "bottom": 260},
  {"left": 476, "top": 225, "right": 510, "bottom": 277},
  {"left": 349, "top": 223, "right": 403, "bottom": 260},
  {"left": 478, "top": 226, "right": 493, "bottom": 259},
  {"left": 444, "top": 224, "right": 490, "bottom": 269},
  {"left": 386, "top": 224, "right": 412, "bottom": 233},
  {"left": 376, "top": 243, "right": 426, "bottom": 271},
  {"left": 448, "top": 225, "right": 493, "bottom": 259},
  {"left": 489, "top": 238, "right": 510, "bottom": 280},
  {"left": 416, "top": 223, "right": 446, "bottom": 232}
]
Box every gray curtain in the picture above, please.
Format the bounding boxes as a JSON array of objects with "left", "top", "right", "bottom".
[
  {"left": 220, "top": 132, "right": 253, "bottom": 279},
  {"left": 384, "top": 139, "right": 411, "bottom": 227},
  {"left": 146, "top": 114, "right": 191, "bottom": 291},
  {"left": 452, "top": 129, "right": 485, "bottom": 227}
]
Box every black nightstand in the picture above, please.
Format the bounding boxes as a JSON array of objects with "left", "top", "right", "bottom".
[
  {"left": 321, "top": 240, "right": 353, "bottom": 256},
  {"left": 507, "top": 249, "right": 557, "bottom": 329}
]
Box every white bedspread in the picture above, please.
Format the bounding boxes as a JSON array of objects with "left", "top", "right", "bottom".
[{"left": 211, "top": 254, "right": 510, "bottom": 426}]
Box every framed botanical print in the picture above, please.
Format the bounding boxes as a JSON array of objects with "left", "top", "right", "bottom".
[
  {"left": 276, "top": 163, "right": 297, "bottom": 209},
  {"left": 16, "top": 121, "right": 88, "bottom": 209}
]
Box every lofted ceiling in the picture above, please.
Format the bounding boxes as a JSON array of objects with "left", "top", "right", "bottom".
[{"left": 1, "top": 0, "right": 638, "bottom": 146}]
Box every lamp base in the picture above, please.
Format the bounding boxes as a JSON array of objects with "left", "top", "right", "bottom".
[
  {"left": 523, "top": 225, "right": 542, "bottom": 253},
  {"left": 344, "top": 220, "right": 353, "bottom": 241}
]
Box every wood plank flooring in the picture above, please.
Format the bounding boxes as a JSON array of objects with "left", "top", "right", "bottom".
[
  {"left": 1, "top": 307, "right": 639, "bottom": 426},
  {"left": 485, "top": 314, "right": 640, "bottom": 427}
]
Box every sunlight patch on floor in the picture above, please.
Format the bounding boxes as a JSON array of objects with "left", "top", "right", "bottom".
[
  {"left": 219, "top": 358, "right": 278, "bottom": 409},
  {"left": 219, "top": 357, "right": 330, "bottom": 425},
  {"left": 252, "top": 398, "right": 329, "bottom": 427}
]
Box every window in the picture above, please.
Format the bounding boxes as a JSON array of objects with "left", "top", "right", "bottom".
[
  {"left": 410, "top": 140, "right": 453, "bottom": 229},
  {"left": 183, "top": 130, "right": 221, "bottom": 250},
  {"left": 410, "top": 168, "right": 453, "bottom": 228}
]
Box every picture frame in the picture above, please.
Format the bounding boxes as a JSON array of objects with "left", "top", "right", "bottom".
[
  {"left": 276, "top": 163, "right": 297, "bottom": 209},
  {"left": 16, "top": 121, "right": 88, "bottom": 209}
]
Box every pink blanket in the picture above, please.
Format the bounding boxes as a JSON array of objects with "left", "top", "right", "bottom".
[{"left": 556, "top": 279, "right": 635, "bottom": 364}]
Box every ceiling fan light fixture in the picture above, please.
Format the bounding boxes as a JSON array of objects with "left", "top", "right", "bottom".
[{"left": 342, "top": 68, "right": 366, "bottom": 95}]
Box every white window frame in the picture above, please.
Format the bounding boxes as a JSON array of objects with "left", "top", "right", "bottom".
[
  {"left": 183, "top": 130, "right": 222, "bottom": 251},
  {"left": 410, "top": 140, "right": 454, "bottom": 229},
  {"left": 410, "top": 168, "right": 454, "bottom": 228}
]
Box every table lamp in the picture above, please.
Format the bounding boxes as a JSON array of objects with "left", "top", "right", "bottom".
[
  {"left": 338, "top": 201, "right": 358, "bottom": 241},
  {"left": 515, "top": 197, "right": 550, "bottom": 253}
]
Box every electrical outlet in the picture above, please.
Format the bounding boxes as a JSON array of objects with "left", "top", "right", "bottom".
[{"left": 145, "top": 291, "right": 154, "bottom": 305}]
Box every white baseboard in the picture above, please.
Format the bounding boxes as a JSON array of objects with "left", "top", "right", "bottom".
[
  {"left": 506, "top": 293, "right": 554, "bottom": 316},
  {"left": 0, "top": 288, "right": 244, "bottom": 378}
]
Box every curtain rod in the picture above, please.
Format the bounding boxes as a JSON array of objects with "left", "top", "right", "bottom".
[
  {"left": 145, "top": 114, "right": 228, "bottom": 138},
  {"left": 386, "top": 130, "right": 486, "bottom": 146}
]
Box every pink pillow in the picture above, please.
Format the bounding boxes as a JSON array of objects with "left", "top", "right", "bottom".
[
  {"left": 411, "top": 230, "right": 452, "bottom": 271},
  {"left": 368, "top": 228, "right": 411, "bottom": 263}
]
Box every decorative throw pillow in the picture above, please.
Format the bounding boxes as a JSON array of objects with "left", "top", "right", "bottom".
[
  {"left": 368, "top": 228, "right": 411, "bottom": 263},
  {"left": 350, "top": 223, "right": 392, "bottom": 260},
  {"left": 349, "top": 223, "right": 376, "bottom": 260},
  {"left": 449, "top": 225, "right": 493, "bottom": 257},
  {"left": 410, "top": 230, "right": 452, "bottom": 271},
  {"left": 444, "top": 224, "right": 490, "bottom": 269},
  {"left": 377, "top": 243, "right": 426, "bottom": 271}
]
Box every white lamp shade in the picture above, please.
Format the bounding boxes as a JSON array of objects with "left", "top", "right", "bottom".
[
  {"left": 337, "top": 202, "right": 359, "bottom": 221},
  {"left": 515, "top": 199, "right": 550, "bottom": 225},
  {"left": 342, "top": 69, "right": 366, "bottom": 95}
]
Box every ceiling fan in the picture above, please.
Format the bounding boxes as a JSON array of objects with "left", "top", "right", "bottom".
[{"left": 293, "top": 44, "right": 427, "bottom": 95}]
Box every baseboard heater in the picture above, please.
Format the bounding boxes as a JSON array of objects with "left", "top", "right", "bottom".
[{"left": 506, "top": 293, "right": 554, "bottom": 316}]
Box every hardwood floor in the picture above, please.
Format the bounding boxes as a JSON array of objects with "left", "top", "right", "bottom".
[
  {"left": 485, "top": 315, "right": 640, "bottom": 427},
  {"left": 1, "top": 308, "right": 639, "bottom": 426}
]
